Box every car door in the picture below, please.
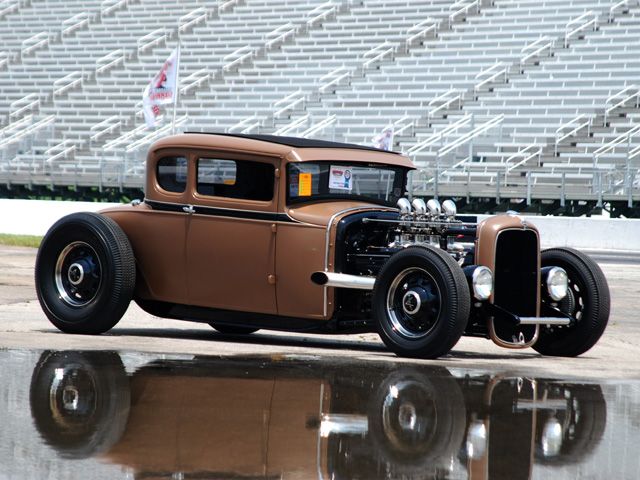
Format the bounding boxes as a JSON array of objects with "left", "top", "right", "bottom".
[{"left": 185, "top": 153, "right": 279, "bottom": 314}]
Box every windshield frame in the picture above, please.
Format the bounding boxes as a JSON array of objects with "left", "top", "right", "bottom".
[{"left": 285, "top": 161, "right": 409, "bottom": 207}]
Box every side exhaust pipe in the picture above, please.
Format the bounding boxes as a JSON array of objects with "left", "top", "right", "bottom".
[{"left": 310, "top": 271, "right": 375, "bottom": 290}]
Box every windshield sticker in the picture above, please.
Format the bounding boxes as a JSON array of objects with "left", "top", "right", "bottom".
[
  {"left": 329, "top": 166, "right": 353, "bottom": 191},
  {"left": 298, "top": 173, "right": 312, "bottom": 196}
]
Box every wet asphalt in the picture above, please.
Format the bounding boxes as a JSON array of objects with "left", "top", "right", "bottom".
[{"left": 1, "top": 246, "right": 640, "bottom": 479}]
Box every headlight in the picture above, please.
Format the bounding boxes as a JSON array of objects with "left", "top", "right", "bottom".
[
  {"left": 472, "top": 266, "right": 493, "bottom": 301},
  {"left": 541, "top": 418, "right": 563, "bottom": 457},
  {"left": 545, "top": 266, "right": 568, "bottom": 301},
  {"left": 466, "top": 421, "right": 487, "bottom": 460}
]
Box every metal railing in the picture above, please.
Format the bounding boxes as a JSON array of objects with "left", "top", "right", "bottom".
[
  {"left": 407, "top": 114, "right": 473, "bottom": 156},
  {"left": 179, "top": 7, "right": 208, "bottom": 34},
  {"left": 21, "top": 31, "right": 49, "bottom": 56},
  {"left": 392, "top": 115, "right": 418, "bottom": 136},
  {"left": 318, "top": 67, "right": 351, "bottom": 93},
  {"left": 604, "top": 85, "right": 640, "bottom": 126},
  {"left": 273, "top": 89, "right": 305, "bottom": 118},
  {"left": 9, "top": 93, "right": 39, "bottom": 121},
  {"left": 137, "top": 28, "right": 166, "bottom": 54},
  {"left": 609, "top": 0, "right": 637, "bottom": 22},
  {"left": 448, "top": 0, "right": 479, "bottom": 28},
  {"left": 564, "top": 11, "right": 597, "bottom": 48},
  {"left": 100, "top": 0, "right": 128, "bottom": 17},
  {"left": 96, "top": 49, "right": 125, "bottom": 75},
  {"left": 124, "top": 115, "right": 188, "bottom": 154},
  {"left": 427, "top": 89, "right": 464, "bottom": 124},
  {"left": 0, "top": 115, "right": 33, "bottom": 141},
  {"left": 180, "top": 68, "right": 209, "bottom": 96},
  {"left": 362, "top": 42, "right": 395, "bottom": 69},
  {"left": 274, "top": 114, "right": 310, "bottom": 136},
  {"left": 0, "top": 0, "right": 19, "bottom": 19},
  {"left": 306, "top": 1, "right": 337, "bottom": 28},
  {"left": 405, "top": 18, "right": 437, "bottom": 48},
  {"left": 520, "top": 36, "right": 553, "bottom": 69},
  {"left": 45, "top": 140, "right": 76, "bottom": 164},
  {"left": 593, "top": 123, "right": 640, "bottom": 166},
  {"left": 223, "top": 45, "right": 253, "bottom": 72},
  {"left": 0, "top": 51, "right": 9, "bottom": 70},
  {"left": 300, "top": 115, "right": 336, "bottom": 139},
  {"left": 440, "top": 114, "right": 504, "bottom": 158},
  {"left": 265, "top": 23, "right": 296, "bottom": 49},
  {"left": 474, "top": 62, "right": 508, "bottom": 93},
  {"left": 228, "top": 116, "right": 261, "bottom": 134},
  {"left": 90, "top": 115, "right": 122, "bottom": 143},
  {"left": 0, "top": 115, "right": 55, "bottom": 151},
  {"left": 53, "top": 71, "right": 83, "bottom": 97},
  {"left": 505, "top": 144, "right": 543, "bottom": 172},
  {"left": 219, "top": 0, "right": 240, "bottom": 13},
  {"left": 61, "top": 12, "right": 90, "bottom": 38},
  {"left": 554, "top": 114, "right": 592, "bottom": 155}
]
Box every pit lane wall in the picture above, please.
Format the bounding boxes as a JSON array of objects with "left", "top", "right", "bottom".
[{"left": 1, "top": 199, "right": 639, "bottom": 252}]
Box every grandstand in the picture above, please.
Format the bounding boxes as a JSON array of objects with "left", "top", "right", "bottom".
[{"left": 0, "top": 0, "right": 639, "bottom": 216}]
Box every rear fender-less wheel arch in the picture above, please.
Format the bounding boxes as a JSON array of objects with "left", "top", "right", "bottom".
[{"left": 35, "top": 212, "right": 136, "bottom": 334}]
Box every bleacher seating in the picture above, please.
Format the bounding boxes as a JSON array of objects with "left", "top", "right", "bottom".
[{"left": 0, "top": 0, "right": 639, "bottom": 210}]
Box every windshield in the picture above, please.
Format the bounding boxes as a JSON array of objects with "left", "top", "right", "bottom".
[{"left": 287, "top": 162, "right": 408, "bottom": 206}]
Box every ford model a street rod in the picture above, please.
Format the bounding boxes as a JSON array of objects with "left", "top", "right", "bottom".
[{"left": 35, "top": 133, "right": 610, "bottom": 359}]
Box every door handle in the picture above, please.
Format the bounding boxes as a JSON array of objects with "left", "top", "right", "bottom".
[{"left": 182, "top": 205, "right": 195, "bottom": 214}]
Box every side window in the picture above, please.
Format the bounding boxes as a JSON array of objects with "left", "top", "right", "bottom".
[
  {"left": 197, "top": 158, "right": 274, "bottom": 201},
  {"left": 157, "top": 156, "right": 187, "bottom": 193}
]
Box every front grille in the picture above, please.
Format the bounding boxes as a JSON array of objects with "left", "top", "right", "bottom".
[{"left": 493, "top": 229, "right": 538, "bottom": 317}]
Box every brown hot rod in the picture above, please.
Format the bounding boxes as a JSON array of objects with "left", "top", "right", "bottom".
[{"left": 35, "top": 133, "right": 610, "bottom": 358}]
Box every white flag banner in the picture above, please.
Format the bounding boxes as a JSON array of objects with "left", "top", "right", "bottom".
[
  {"left": 143, "top": 48, "right": 180, "bottom": 128},
  {"left": 372, "top": 123, "right": 394, "bottom": 151}
]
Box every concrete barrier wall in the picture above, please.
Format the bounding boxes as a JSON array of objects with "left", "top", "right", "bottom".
[{"left": 1, "top": 199, "right": 639, "bottom": 251}]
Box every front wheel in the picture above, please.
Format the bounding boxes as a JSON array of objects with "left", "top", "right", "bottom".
[
  {"left": 35, "top": 212, "right": 136, "bottom": 334},
  {"left": 533, "top": 248, "right": 610, "bottom": 357},
  {"left": 372, "top": 246, "right": 470, "bottom": 359}
]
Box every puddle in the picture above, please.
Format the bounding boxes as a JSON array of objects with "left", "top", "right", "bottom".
[{"left": 3, "top": 349, "right": 640, "bottom": 479}]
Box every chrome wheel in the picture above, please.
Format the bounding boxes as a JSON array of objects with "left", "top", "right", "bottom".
[
  {"left": 55, "top": 242, "right": 102, "bottom": 307},
  {"left": 386, "top": 267, "right": 442, "bottom": 339},
  {"left": 48, "top": 364, "right": 99, "bottom": 430},
  {"left": 381, "top": 379, "right": 438, "bottom": 453}
]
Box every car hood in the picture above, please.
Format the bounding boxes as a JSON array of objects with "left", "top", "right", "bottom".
[{"left": 285, "top": 201, "right": 395, "bottom": 227}]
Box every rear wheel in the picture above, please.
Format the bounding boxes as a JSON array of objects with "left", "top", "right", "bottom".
[
  {"left": 373, "top": 246, "right": 470, "bottom": 359},
  {"left": 533, "top": 248, "right": 610, "bottom": 357},
  {"left": 35, "top": 212, "right": 135, "bottom": 334}
]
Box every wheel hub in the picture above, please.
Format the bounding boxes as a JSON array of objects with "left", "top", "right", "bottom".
[
  {"left": 68, "top": 263, "right": 85, "bottom": 286},
  {"left": 386, "top": 267, "right": 442, "bottom": 339},
  {"left": 55, "top": 242, "right": 102, "bottom": 307}
]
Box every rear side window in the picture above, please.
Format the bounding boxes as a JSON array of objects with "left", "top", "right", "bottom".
[
  {"left": 157, "top": 156, "right": 187, "bottom": 193},
  {"left": 197, "top": 158, "right": 274, "bottom": 201}
]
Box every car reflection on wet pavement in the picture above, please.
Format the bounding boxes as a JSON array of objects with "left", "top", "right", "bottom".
[{"left": 3, "top": 350, "right": 639, "bottom": 479}]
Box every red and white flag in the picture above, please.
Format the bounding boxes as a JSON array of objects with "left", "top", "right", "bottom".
[
  {"left": 143, "top": 48, "right": 180, "bottom": 128},
  {"left": 372, "top": 123, "right": 394, "bottom": 151}
]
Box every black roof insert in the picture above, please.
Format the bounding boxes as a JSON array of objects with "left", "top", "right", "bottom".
[{"left": 183, "top": 132, "right": 401, "bottom": 154}]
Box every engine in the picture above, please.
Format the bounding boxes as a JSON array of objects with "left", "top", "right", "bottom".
[{"left": 337, "top": 198, "right": 476, "bottom": 279}]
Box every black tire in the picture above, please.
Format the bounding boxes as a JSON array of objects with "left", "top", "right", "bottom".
[
  {"left": 373, "top": 246, "right": 470, "bottom": 359},
  {"left": 368, "top": 369, "right": 466, "bottom": 474},
  {"left": 29, "top": 351, "right": 131, "bottom": 459},
  {"left": 533, "top": 248, "right": 610, "bottom": 357},
  {"left": 534, "top": 383, "right": 606, "bottom": 465},
  {"left": 35, "top": 212, "right": 136, "bottom": 334},
  {"left": 209, "top": 323, "right": 259, "bottom": 335}
]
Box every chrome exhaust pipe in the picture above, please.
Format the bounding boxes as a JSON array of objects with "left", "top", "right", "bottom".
[{"left": 311, "top": 271, "right": 375, "bottom": 290}]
